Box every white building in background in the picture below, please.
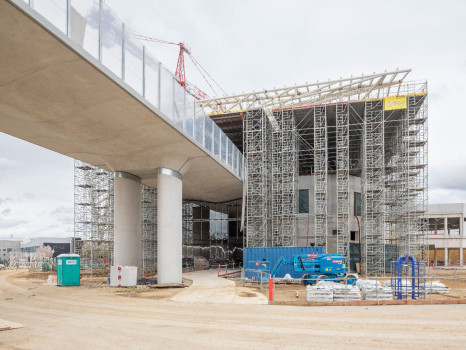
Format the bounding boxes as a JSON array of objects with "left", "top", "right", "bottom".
[
  {"left": 428, "top": 203, "right": 466, "bottom": 266},
  {"left": 0, "top": 239, "right": 21, "bottom": 262}
]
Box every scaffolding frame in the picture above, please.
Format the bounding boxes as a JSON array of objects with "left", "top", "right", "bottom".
[
  {"left": 336, "top": 102, "right": 350, "bottom": 257},
  {"left": 141, "top": 185, "right": 157, "bottom": 270},
  {"left": 362, "top": 100, "right": 386, "bottom": 275},
  {"left": 74, "top": 160, "right": 114, "bottom": 264},
  {"left": 314, "top": 106, "right": 328, "bottom": 248},
  {"left": 243, "top": 109, "right": 270, "bottom": 246},
  {"left": 271, "top": 109, "right": 298, "bottom": 246},
  {"left": 233, "top": 76, "right": 428, "bottom": 275}
]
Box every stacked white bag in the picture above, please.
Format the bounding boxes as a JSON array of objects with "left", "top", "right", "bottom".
[
  {"left": 356, "top": 279, "right": 393, "bottom": 300},
  {"left": 424, "top": 281, "right": 449, "bottom": 294},
  {"left": 333, "top": 285, "right": 361, "bottom": 301},
  {"left": 305, "top": 284, "right": 333, "bottom": 302}
]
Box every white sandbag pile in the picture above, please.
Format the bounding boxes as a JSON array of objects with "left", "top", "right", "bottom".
[
  {"left": 362, "top": 287, "right": 393, "bottom": 300},
  {"left": 424, "top": 281, "right": 449, "bottom": 294},
  {"left": 306, "top": 282, "right": 361, "bottom": 302},
  {"left": 333, "top": 285, "right": 361, "bottom": 301},
  {"left": 306, "top": 285, "right": 333, "bottom": 302},
  {"left": 384, "top": 279, "right": 411, "bottom": 288},
  {"left": 355, "top": 279, "right": 392, "bottom": 300},
  {"left": 356, "top": 279, "right": 381, "bottom": 291},
  {"left": 316, "top": 281, "right": 351, "bottom": 290}
]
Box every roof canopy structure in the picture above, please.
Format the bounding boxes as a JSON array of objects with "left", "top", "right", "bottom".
[{"left": 200, "top": 69, "right": 425, "bottom": 115}]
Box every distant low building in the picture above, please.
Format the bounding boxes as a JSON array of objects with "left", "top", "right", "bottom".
[
  {"left": 21, "top": 237, "right": 74, "bottom": 258},
  {"left": 0, "top": 239, "right": 21, "bottom": 262},
  {"left": 428, "top": 203, "right": 466, "bottom": 266}
]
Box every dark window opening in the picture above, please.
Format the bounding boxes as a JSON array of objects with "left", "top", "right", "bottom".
[
  {"left": 354, "top": 192, "right": 361, "bottom": 216},
  {"left": 299, "top": 189, "right": 309, "bottom": 214}
]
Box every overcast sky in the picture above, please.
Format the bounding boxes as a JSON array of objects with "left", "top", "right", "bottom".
[{"left": 1, "top": 0, "right": 466, "bottom": 240}]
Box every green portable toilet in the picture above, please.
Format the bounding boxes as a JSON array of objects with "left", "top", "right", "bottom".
[{"left": 57, "top": 254, "right": 80, "bottom": 286}]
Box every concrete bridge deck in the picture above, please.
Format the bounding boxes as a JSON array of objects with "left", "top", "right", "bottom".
[{"left": 0, "top": 0, "right": 242, "bottom": 202}]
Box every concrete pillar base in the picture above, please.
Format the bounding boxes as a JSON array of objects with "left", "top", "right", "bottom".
[
  {"left": 113, "top": 172, "right": 142, "bottom": 278},
  {"left": 157, "top": 168, "right": 182, "bottom": 284}
]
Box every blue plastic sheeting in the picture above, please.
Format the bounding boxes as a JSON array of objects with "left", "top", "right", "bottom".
[{"left": 244, "top": 246, "right": 324, "bottom": 280}]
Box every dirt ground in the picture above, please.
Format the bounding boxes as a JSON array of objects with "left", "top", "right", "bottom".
[{"left": 1, "top": 269, "right": 466, "bottom": 349}]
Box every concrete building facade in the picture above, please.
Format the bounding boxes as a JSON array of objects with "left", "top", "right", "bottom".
[
  {"left": 428, "top": 203, "right": 466, "bottom": 266},
  {"left": 0, "top": 240, "right": 21, "bottom": 262},
  {"left": 297, "top": 174, "right": 362, "bottom": 251}
]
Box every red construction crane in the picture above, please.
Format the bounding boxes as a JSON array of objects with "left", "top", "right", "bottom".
[{"left": 134, "top": 34, "right": 227, "bottom": 100}]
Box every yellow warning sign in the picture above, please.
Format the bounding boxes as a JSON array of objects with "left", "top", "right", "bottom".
[{"left": 384, "top": 95, "right": 407, "bottom": 111}]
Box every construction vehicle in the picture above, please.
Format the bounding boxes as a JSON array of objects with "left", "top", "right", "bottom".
[{"left": 262, "top": 253, "right": 357, "bottom": 285}]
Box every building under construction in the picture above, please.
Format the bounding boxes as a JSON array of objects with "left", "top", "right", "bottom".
[
  {"left": 204, "top": 69, "right": 428, "bottom": 275},
  {"left": 74, "top": 69, "right": 428, "bottom": 275}
]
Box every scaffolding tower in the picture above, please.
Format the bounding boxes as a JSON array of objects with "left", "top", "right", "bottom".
[
  {"left": 402, "top": 89, "right": 428, "bottom": 261},
  {"left": 336, "top": 102, "right": 350, "bottom": 257},
  {"left": 74, "top": 160, "right": 114, "bottom": 263},
  {"left": 271, "top": 109, "right": 298, "bottom": 246},
  {"left": 314, "top": 106, "right": 328, "bottom": 247},
  {"left": 243, "top": 109, "right": 270, "bottom": 246},
  {"left": 141, "top": 185, "right": 157, "bottom": 270},
  {"left": 362, "top": 100, "right": 386, "bottom": 275}
]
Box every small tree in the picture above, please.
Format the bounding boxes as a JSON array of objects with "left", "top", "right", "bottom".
[{"left": 35, "top": 245, "right": 55, "bottom": 260}]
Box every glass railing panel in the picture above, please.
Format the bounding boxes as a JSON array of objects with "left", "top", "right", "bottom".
[
  {"left": 194, "top": 104, "right": 204, "bottom": 145},
  {"left": 123, "top": 32, "right": 143, "bottom": 95},
  {"left": 160, "top": 67, "right": 174, "bottom": 119},
  {"left": 33, "top": 0, "right": 67, "bottom": 33},
  {"left": 184, "top": 94, "right": 195, "bottom": 137},
  {"left": 173, "top": 79, "right": 185, "bottom": 129},
  {"left": 221, "top": 132, "right": 227, "bottom": 162},
  {"left": 233, "top": 147, "right": 238, "bottom": 171},
  {"left": 100, "top": 3, "right": 122, "bottom": 78},
  {"left": 70, "top": 0, "right": 99, "bottom": 59},
  {"left": 227, "top": 139, "right": 233, "bottom": 167},
  {"left": 144, "top": 50, "right": 160, "bottom": 109},
  {"left": 213, "top": 124, "right": 220, "bottom": 157},
  {"left": 204, "top": 117, "right": 213, "bottom": 153}
]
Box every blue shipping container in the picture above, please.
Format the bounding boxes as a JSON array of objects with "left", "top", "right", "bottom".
[{"left": 244, "top": 246, "right": 325, "bottom": 280}]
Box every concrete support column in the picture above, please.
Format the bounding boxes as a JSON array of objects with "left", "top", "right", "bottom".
[
  {"left": 113, "top": 172, "right": 142, "bottom": 277},
  {"left": 157, "top": 168, "right": 182, "bottom": 284},
  {"left": 444, "top": 217, "right": 448, "bottom": 235},
  {"left": 444, "top": 247, "right": 449, "bottom": 267}
]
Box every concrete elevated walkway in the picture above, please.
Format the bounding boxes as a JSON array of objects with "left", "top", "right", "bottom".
[{"left": 0, "top": 0, "right": 242, "bottom": 202}]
